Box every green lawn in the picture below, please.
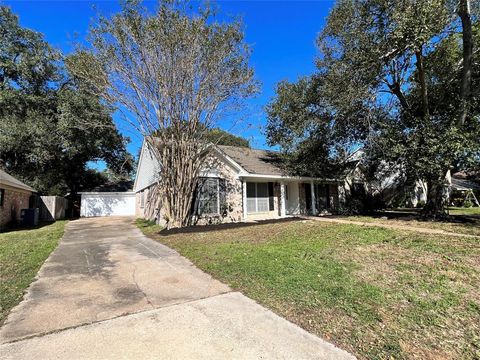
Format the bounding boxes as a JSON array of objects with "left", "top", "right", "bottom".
[
  {"left": 138, "top": 219, "right": 480, "bottom": 360},
  {"left": 448, "top": 206, "right": 480, "bottom": 216},
  {"left": 0, "top": 221, "right": 67, "bottom": 325},
  {"left": 342, "top": 212, "right": 480, "bottom": 237}
]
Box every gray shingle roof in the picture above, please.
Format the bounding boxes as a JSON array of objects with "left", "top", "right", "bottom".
[
  {"left": 451, "top": 176, "right": 480, "bottom": 191},
  {"left": 217, "top": 145, "right": 285, "bottom": 176},
  {"left": 0, "top": 169, "right": 36, "bottom": 192}
]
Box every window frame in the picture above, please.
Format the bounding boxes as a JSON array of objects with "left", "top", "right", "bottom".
[
  {"left": 246, "top": 182, "right": 273, "bottom": 214},
  {"left": 0, "top": 188, "right": 4, "bottom": 207},
  {"left": 196, "top": 177, "right": 220, "bottom": 216}
]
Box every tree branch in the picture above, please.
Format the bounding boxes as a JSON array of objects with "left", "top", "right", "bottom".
[{"left": 457, "top": 0, "right": 473, "bottom": 126}]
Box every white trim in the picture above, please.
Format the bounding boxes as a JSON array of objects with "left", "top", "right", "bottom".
[
  {"left": 280, "top": 182, "right": 286, "bottom": 217},
  {"left": 310, "top": 181, "right": 317, "bottom": 215},
  {"left": 132, "top": 138, "right": 146, "bottom": 192},
  {"left": 242, "top": 180, "right": 248, "bottom": 220},
  {"left": 197, "top": 177, "right": 220, "bottom": 216},
  {"left": 245, "top": 182, "right": 271, "bottom": 214},
  {"left": 240, "top": 174, "right": 340, "bottom": 182}
]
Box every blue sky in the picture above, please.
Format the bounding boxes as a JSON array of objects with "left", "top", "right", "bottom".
[{"left": 5, "top": 0, "right": 334, "bottom": 161}]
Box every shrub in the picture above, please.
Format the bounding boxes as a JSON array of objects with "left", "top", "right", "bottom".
[
  {"left": 338, "top": 198, "right": 364, "bottom": 215},
  {"left": 416, "top": 200, "right": 426, "bottom": 208}
]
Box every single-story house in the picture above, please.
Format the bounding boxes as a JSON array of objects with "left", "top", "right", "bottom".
[
  {"left": 448, "top": 171, "right": 480, "bottom": 206},
  {"left": 0, "top": 169, "right": 36, "bottom": 230},
  {"left": 134, "top": 140, "right": 346, "bottom": 225}
]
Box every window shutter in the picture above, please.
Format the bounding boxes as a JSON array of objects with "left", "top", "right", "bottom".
[
  {"left": 219, "top": 178, "right": 227, "bottom": 215},
  {"left": 268, "top": 182, "right": 274, "bottom": 211}
]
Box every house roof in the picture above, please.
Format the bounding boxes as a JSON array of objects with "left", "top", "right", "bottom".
[
  {"left": 0, "top": 169, "right": 36, "bottom": 192},
  {"left": 217, "top": 145, "right": 285, "bottom": 176},
  {"left": 451, "top": 174, "right": 480, "bottom": 191},
  {"left": 135, "top": 138, "right": 341, "bottom": 183}
]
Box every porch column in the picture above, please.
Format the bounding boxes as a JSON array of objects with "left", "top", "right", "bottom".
[
  {"left": 310, "top": 181, "right": 317, "bottom": 215},
  {"left": 280, "top": 182, "right": 286, "bottom": 217},
  {"left": 242, "top": 180, "right": 248, "bottom": 221},
  {"left": 338, "top": 183, "right": 346, "bottom": 207}
]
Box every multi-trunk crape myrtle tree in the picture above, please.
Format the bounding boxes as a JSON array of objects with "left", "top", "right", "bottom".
[{"left": 69, "top": 1, "right": 258, "bottom": 228}]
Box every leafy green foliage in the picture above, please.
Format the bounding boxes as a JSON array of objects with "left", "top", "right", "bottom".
[
  {"left": 0, "top": 7, "right": 133, "bottom": 195},
  {"left": 203, "top": 128, "right": 250, "bottom": 148},
  {"left": 266, "top": 0, "right": 480, "bottom": 215}
]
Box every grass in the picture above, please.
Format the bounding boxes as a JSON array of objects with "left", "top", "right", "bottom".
[
  {"left": 138, "top": 218, "right": 480, "bottom": 360},
  {"left": 341, "top": 211, "right": 480, "bottom": 237},
  {"left": 0, "top": 221, "right": 67, "bottom": 325},
  {"left": 135, "top": 218, "right": 163, "bottom": 235},
  {"left": 448, "top": 206, "right": 480, "bottom": 216}
]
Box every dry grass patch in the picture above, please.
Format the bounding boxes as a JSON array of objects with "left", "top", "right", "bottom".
[{"left": 342, "top": 214, "right": 480, "bottom": 237}]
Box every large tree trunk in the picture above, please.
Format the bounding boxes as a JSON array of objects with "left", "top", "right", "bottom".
[
  {"left": 457, "top": 0, "right": 473, "bottom": 126},
  {"left": 423, "top": 178, "right": 448, "bottom": 218},
  {"left": 415, "top": 48, "right": 430, "bottom": 119}
]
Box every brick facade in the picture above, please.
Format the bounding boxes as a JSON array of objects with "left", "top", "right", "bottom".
[
  {"left": 0, "top": 185, "right": 32, "bottom": 230},
  {"left": 136, "top": 153, "right": 244, "bottom": 227},
  {"left": 134, "top": 147, "right": 344, "bottom": 227}
]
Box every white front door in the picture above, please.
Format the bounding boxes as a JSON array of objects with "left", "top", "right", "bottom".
[{"left": 286, "top": 183, "right": 300, "bottom": 215}]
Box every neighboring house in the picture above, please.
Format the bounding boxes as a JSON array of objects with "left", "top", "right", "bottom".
[
  {"left": 0, "top": 169, "right": 35, "bottom": 229},
  {"left": 349, "top": 151, "right": 479, "bottom": 208},
  {"left": 340, "top": 151, "right": 429, "bottom": 208},
  {"left": 134, "top": 140, "right": 345, "bottom": 225},
  {"left": 447, "top": 171, "right": 480, "bottom": 206}
]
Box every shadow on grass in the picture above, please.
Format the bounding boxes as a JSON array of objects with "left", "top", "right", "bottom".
[
  {"left": 0, "top": 221, "right": 57, "bottom": 234},
  {"left": 158, "top": 217, "right": 303, "bottom": 237},
  {"left": 334, "top": 208, "right": 480, "bottom": 224}
]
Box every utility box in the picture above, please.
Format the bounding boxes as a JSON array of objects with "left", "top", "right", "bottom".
[{"left": 20, "top": 208, "right": 39, "bottom": 226}]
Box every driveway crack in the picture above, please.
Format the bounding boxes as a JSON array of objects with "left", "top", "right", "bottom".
[{"left": 131, "top": 264, "right": 154, "bottom": 309}]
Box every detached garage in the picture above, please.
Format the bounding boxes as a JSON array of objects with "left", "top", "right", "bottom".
[{"left": 80, "top": 192, "right": 136, "bottom": 217}]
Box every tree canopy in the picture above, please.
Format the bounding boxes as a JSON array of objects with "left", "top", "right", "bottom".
[
  {"left": 267, "top": 0, "right": 479, "bottom": 215},
  {"left": 203, "top": 127, "right": 250, "bottom": 148},
  {"left": 0, "top": 6, "right": 133, "bottom": 195}
]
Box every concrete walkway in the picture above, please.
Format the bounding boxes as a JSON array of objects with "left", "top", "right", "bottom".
[
  {"left": 0, "top": 217, "right": 354, "bottom": 359},
  {"left": 305, "top": 216, "right": 480, "bottom": 238}
]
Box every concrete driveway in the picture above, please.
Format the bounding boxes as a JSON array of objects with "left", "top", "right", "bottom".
[{"left": 0, "top": 217, "right": 354, "bottom": 359}]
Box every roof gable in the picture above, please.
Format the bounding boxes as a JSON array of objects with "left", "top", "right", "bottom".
[
  {"left": 0, "top": 169, "right": 35, "bottom": 192},
  {"left": 217, "top": 145, "right": 285, "bottom": 176}
]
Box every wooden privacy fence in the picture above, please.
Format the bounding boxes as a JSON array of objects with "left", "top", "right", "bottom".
[{"left": 39, "top": 196, "right": 68, "bottom": 221}]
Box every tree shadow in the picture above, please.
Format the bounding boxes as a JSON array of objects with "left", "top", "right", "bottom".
[
  {"left": 337, "top": 208, "right": 480, "bottom": 225},
  {"left": 0, "top": 221, "right": 56, "bottom": 234},
  {"left": 158, "top": 217, "right": 302, "bottom": 237}
]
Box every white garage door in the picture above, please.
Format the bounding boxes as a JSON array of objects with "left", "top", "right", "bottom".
[{"left": 80, "top": 192, "right": 136, "bottom": 217}]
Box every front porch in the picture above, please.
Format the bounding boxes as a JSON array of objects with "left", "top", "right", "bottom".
[{"left": 241, "top": 177, "right": 341, "bottom": 221}]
